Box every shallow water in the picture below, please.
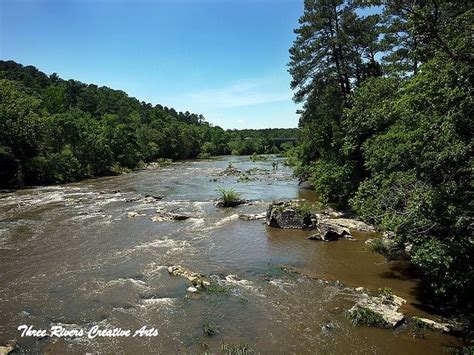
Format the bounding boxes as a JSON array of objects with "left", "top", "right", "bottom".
[{"left": 0, "top": 156, "right": 462, "bottom": 353}]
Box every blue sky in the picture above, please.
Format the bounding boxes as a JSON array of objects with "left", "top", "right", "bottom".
[{"left": 0, "top": 0, "right": 304, "bottom": 129}]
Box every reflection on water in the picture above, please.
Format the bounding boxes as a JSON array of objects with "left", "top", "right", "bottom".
[{"left": 0, "top": 156, "right": 461, "bottom": 353}]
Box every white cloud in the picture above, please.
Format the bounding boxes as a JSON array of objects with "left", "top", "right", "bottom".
[
  {"left": 151, "top": 75, "right": 300, "bottom": 129},
  {"left": 188, "top": 79, "right": 291, "bottom": 109},
  {"left": 161, "top": 77, "right": 292, "bottom": 111}
]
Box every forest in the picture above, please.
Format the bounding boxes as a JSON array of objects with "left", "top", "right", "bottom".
[
  {"left": 287, "top": 0, "right": 472, "bottom": 313},
  {"left": 0, "top": 60, "right": 297, "bottom": 187}
]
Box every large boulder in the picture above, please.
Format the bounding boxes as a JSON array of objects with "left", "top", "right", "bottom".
[
  {"left": 412, "top": 317, "right": 450, "bottom": 333},
  {"left": 347, "top": 294, "right": 406, "bottom": 328},
  {"left": 411, "top": 317, "right": 468, "bottom": 334},
  {"left": 322, "top": 218, "right": 375, "bottom": 232},
  {"left": 308, "top": 221, "right": 352, "bottom": 241},
  {"left": 266, "top": 201, "right": 317, "bottom": 229}
]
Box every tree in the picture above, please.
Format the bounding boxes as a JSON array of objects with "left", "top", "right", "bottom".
[
  {"left": 0, "top": 79, "right": 42, "bottom": 185},
  {"left": 289, "top": 0, "right": 473, "bottom": 309}
]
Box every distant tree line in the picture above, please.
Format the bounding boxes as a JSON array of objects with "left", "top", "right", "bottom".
[
  {"left": 288, "top": 0, "right": 472, "bottom": 311},
  {"left": 0, "top": 60, "right": 297, "bottom": 187}
]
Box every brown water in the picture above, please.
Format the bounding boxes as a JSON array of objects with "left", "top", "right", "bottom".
[{"left": 0, "top": 156, "right": 462, "bottom": 354}]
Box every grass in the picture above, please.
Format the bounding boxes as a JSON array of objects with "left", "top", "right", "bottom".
[
  {"left": 295, "top": 202, "right": 312, "bottom": 216},
  {"left": 378, "top": 287, "right": 394, "bottom": 301},
  {"left": 202, "top": 321, "right": 219, "bottom": 337},
  {"left": 216, "top": 187, "right": 241, "bottom": 206},
  {"left": 346, "top": 306, "right": 390, "bottom": 328},
  {"left": 271, "top": 201, "right": 312, "bottom": 217},
  {"left": 221, "top": 342, "right": 254, "bottom": 355}
]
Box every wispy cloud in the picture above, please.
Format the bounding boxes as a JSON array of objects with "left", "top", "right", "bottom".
[
  {"left": 151, "top": 75, "right": 299, "bottom": 129},
  {"left": 163, "top": 77, "right": 292, "bottom": 111}
]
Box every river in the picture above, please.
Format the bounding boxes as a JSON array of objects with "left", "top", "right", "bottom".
[{"left": 0, "top": 156, "right": 462, "bottom": 353}]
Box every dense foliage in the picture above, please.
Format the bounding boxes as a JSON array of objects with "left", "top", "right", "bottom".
[
  {"left": 289, "top": 0, "right": 473, "bottom": 311},
  {"left": 0, "top": 60, "right": 297, "bottom": 186}
]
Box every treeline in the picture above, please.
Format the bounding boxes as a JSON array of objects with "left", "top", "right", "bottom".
[
  {"left": 288, "top": 1, "right": 472, "bottom": 311},
  {"left": 0, "top": 60, "right": 297, "bottom": 187},
  {"left": 226, "top": 128, "right": 298, "bottom": 155}
]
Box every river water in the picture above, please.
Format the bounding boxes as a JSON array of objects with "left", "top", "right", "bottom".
[{"left": 0, "top": 156, "right": 462, "bottom": 353}]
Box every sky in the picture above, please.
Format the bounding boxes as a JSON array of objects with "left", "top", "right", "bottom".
[{"left": 0, "top": 0, "right": 304, "bottom": 129}]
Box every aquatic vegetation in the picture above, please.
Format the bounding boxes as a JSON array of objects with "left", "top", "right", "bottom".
[
  {"left": 237, "top": 174, "right": 258, "bottom": 183},
  {"left": 346, "top": 307, "right": 390, "bottom": 328},
  {"left": 202, "top": 321, "right": 219, "bottom": 337},
  {"left": 295, "top": 202, "right": 312, "bottom": 217},
  {"left": 204, "top": 282, "right": 232, "bottom": 296},
  {"left": 237, "top": 174, "right": 251, "bottom": 183},
  {"left": 378, "top": 287, "right": 394, "bottom": 301},
  {"left": 411, "top": 317, "right": 428, "bottom": 338},
  {"left": 366, "top": 238, "right": 389, "bottom": 255},
  {"left": 221, "top": 341, "right": 254, "bottom": 355},
  {"left": 216, "top": 187, "right": 240, "bottom": 201},
  {"left": 216, "top": 187, "right": 244, "bottom": 207}
]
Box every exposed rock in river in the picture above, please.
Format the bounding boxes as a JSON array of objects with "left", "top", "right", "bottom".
[
  {"left": 127, "top": 211, "right": 145, "bottom": 218},
  {"left": 266, "top": 200, "right": 375, "bottom": 234},
  {"left": 348, "top": 293, "right": 406, "bottom": 328},
  {"left": 186, "top": 286, "right": 198, "bottom": 293},
  {"left": 308, "top": 221, "right": 352, "bottom": 241},
  {"left": 321, "top": 218, "right": 374, "bottom": 232},
  {"left": 217, "top": 164, "right": 242, "bottom": 176},
  {"left": 0, "top": 342, "right": 15, "bottom": 355},
  {"left": 144, "top": 194, "right": 165, "bottom": 200},
  {"left": 412, "top": 317, "right": 451, "bottom": 333},
  {"left": 411, "top": 316, "right": 468, "bottom": 334},
  {"left": 239, "top": 212, "right": 266, "bottom": 221},
  {"left": 167, "top": 265, "right": 210, "bottom": 288},
  {"left": 215, "top": 199, "right": 248, "bottom": 208},
  {"left": 151, "top": 210, "right": 192, "bottom": 222},
  {"left": 125, "top": 194, "right": 165, "bottom": 204},
  {"left": 266, "top": 201, "right": 317, "bottom": 229}
]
